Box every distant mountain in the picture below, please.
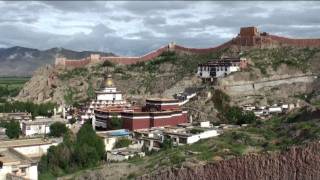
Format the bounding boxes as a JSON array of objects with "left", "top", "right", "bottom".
[{"left": 0, "top": 46, "right": 115, "bottom": 76}]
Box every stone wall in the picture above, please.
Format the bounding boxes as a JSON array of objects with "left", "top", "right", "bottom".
[{"left": 54, "top": 26, "right": 320, "bottom": 69}]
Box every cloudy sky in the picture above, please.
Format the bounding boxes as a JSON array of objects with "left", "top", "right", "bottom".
[{"left": 0, "top": 1, "right": 320, "bottom": 55}]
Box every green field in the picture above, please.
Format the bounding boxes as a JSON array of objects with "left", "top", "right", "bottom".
[{"left": 0, "top": 77, "right": 30, "bottom": 98}]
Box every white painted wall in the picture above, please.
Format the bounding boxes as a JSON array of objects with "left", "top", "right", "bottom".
[
  {"left": 23, "top": 124, "right": 50, "bottom": 136},
  {"left": 14, "top": 143, "right": 58, "bottom": 157},
  {"left": 186, "top": 129, "right": 220, "bottom": 144},
  {"left": 197, "top": 66, "right": 238, "bottom": 78},
  {"left": 27, "top": 165, "right": 38, "bottom": 180},
  {"left": 0, "top": 164, "right": 38, "bottom": 180},
  {"left": 268, "top": 107, "right": 282, "bottom": 113},
  {"left": 104, "top": 137, "right": 117, "bottom": 151},
  {"left": 0, "top": 165, "right": 12, "bottom": 180},
  {"left": 97, "top": 93, "right": 122, "bottom": 101}
]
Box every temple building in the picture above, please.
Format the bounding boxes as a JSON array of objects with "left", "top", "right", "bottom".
[
  {"left": 94, "top": 98, "right": 188, "bottom": 131},
  {"left": 82, "top": 75, "right": 127, "bottom": 120},
  {"left": 197, "top": 57, "right": 247, "bottom": 79}
]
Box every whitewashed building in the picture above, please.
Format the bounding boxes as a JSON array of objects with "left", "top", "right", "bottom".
[
  {"left": 21, "top": 118, "right": 65, "bottom": 136},
  {"left": 0, "top": 148, "right": 38, "bottom": 180},
  {"left": 0, "top": 138, "right": 61, "bottom": 159},
  {"left": 197, "top": 57, "right": 247, "bottom": 79},
  {"left": 97, "top": 129, "right": 131, "bottom": 151},
  {"left": 107, "top": 148, "right": 145, "bottom": 162}
]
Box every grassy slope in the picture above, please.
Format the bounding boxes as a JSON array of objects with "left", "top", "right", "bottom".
[
  {"left": 243, "top": 47, "right": 320, "bottom": 75},
  {"left": 124, "top": 109, "right": 320, "bottom": 178}
]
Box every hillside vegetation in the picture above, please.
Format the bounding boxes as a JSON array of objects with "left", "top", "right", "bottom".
[{"left": 16, "top": 46, "right": 320, "bottom": 108}]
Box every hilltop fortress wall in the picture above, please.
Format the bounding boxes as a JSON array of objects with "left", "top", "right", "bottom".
[{"left": 55, "top": 27, "right": 320, "bottom": 69}]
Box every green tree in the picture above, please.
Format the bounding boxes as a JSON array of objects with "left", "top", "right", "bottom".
[
  {"left": 4, "top": 121, "right": 20, "bottom": 139},
  {"left": 74, "top": 122, "right": 105, "bottom": 168},
  {"left": 49, "top": 122, "right": 68, "bottom": 137},
  {"left": 224, "top": 106, "right": 257, "bottom": 125}
]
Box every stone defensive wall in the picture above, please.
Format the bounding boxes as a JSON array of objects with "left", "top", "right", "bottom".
[
  {"left": 100, "top": 45, "right": 169, "bottom": 65},
  {"left": 268, "top": 35, "right": 320, "bottom": 47},
  {"left": 55, "top": 26, "right": 320, "bottom": 69},
  {"left": 174, "top": 41, "right": 233, "bottom": 54}
]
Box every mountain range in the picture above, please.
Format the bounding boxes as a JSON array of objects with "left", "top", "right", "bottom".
[{"left": 0, "top": 46, "right": 114, "bottom": 76}]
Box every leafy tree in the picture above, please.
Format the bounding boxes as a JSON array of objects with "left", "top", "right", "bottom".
[
  {"left": 224, "top": 106, "right": 243, "bottom": 124},
  {"left": 0, "top": 101, "right": 56, "bottom": 118},
  {"left": 1, "top": 120, "right": 21, "bottom": 139},
  {"left": 49, "top": 122, "right": 68, "bottom": 137},
  {"left": 75, "top": 122, "right": 105, "bottom": 168},
  {"left": 224, "top": 106, "right": 257, "bottom": 125},
  {"left": 39, "top": 122, "right": 105, "bottom": 177}
]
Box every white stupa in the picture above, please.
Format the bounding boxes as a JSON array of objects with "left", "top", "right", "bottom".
[{"left": 82, "top": 74, "right": 127, "bottom": 120}]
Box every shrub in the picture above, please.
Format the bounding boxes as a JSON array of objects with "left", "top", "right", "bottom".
[
  {"left": 161, "top": 138, "right": 173, "bottom": 149},
  {"left": 114, "top": 138, "right": 132, "bottom": 149},
  {"left": 224, "top": 106, "right": 256, "bottom": 125},
  {"left": 49, "top": 122, "right": 68, "bottom": 137},
  {"left": 1, "top": 120, "right": 20, "bottom": 139}
]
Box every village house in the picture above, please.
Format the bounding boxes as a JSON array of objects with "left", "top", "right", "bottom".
[
  {"left": 133, "top": 122, "right": 221, "bottom": 151},
  {"left": 242, "top": 102, "right": 297, "bottom": 118},
  {"left": 0, "top": 138, "right": 61, "bottom": 159},
  {"left": 21, "top": 118, "right": 66, "bottom": 137},
  {"left": 96, "top": 129, "right": 131, "bottom": 151},
  {"left": 0, "top": 148, "right": 38, "bottom": 180},
  {"left": 106, "top": 147, "right": 145, "bottom": 162},
  {"left": 197, "top": 57, "right": 247, "bottom": 79}
]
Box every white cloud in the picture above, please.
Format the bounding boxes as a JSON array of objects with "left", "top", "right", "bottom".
[{"left": 0, "top": 1, "right": 319, "bottom": 55}]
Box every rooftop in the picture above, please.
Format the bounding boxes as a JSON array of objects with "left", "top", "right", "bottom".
[
  {"left": 0, "top": 138, "right": 56, "bottom": 148},
  {"left": 22, "top": 118, "right": 65, "bottom": 125},
  {"left": 97, "top": 129, "right": 130, "bottom": 138},
  {"left": 146, "top": 98, "right": 179, "bottom": 103},
  {"left": 0, "top": 148, "right": 33, "bottom": 165}
]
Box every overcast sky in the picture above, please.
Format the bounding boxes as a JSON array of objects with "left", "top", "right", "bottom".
[{"left": 0, "top": 1, "right": 320, "bottom": 55}]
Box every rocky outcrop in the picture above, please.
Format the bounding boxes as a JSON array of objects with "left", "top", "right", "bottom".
[{"left": 138, "top": 142, "right": 320, "bottom": 180}]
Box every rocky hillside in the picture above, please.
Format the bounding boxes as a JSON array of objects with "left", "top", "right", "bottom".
[
  {"left": 0, "top": 46, "right": 114, "bottom": 76},
  {"left": 16, "top": 51, "right": 223, "bottom": 105},
  {"left": 138, "top": 142, "right": 320, "bottom": 180},
  {"left": 16, "top": 46, "right": 320, "bottom": 111}
]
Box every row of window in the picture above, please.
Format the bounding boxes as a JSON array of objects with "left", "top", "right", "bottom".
[{"left": 199, "top": 66, "right": 228, "bottom": 71}]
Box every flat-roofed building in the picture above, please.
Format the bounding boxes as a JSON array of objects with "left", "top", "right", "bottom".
[
  {"left": 21, "top": 118, "right": 66, "bottom": 136},
  {"left": 0, "top": 138, "right": 61, "bottom": 159},
  {"left": 0, "top": 148, "right": 38, "bottom": 180},
  {"left": 96, "top": 129, "right": 131, "bottom": 151},
  {"left": 197, "top": 57, "right": 247, "bottom": 79}
]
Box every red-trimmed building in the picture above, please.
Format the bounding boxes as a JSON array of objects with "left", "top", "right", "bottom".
[{"left": 94, "top": 99, "right": 188, "bottom": 130}]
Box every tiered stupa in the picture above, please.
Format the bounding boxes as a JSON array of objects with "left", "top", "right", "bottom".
[{"left": 82, "top": 74, "right": 128, "bottom": 120}]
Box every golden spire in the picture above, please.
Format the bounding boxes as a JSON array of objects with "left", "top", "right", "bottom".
[{"left": 104, "top": 74, "right": 113, "bottom": 88}]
